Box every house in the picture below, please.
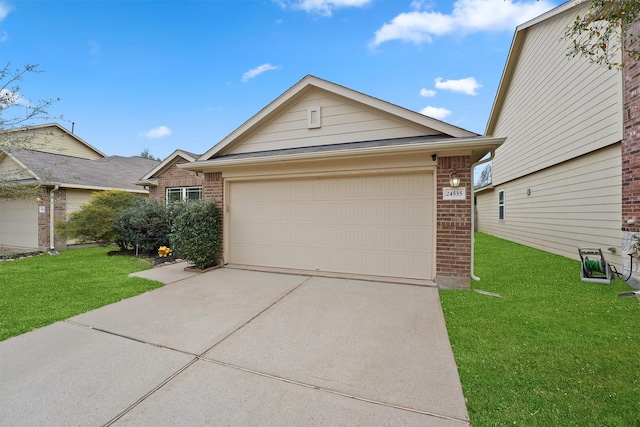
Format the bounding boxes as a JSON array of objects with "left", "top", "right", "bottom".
[
  {"left": 178, "top": 75, "right": 504, "bottom": 288},
  {"left": 134, "top": 149, "right": 203, "bottom": 204},
  {"left": 475, "top": 1, "right": 640, "bottom": 286},
  {"left": 0, "top": 123, "right": 160, "bottom": 252}
]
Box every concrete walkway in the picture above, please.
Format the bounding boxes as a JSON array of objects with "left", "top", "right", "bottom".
[{"left": 0, "top": 264, "right": 469, "bottom": 426}]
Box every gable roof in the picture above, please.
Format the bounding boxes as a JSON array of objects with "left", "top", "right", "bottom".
[
  {"left": 7, "top": 149, "right": 160, "bottom": 192},
  {"left": 485, "top": 1, "right": 582, "bottom": 136},
  {"left": 3, "top": 123, "right": 107, "bottom": 158},
  {"left": 199, "top": 75, "right": 478, "bottom": 161},
  {"left": 136, "top": 149, "right": 201, "bottom": 185}
]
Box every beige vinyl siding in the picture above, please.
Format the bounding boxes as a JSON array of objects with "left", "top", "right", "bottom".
[
  {"left": 491, "top": 7, "right": 622, "bottom": 185},
  {"left": 477, "top": 144, "right": 622, "bottom": 270},
  {"left": 0, "top": 199, "right": 38, "bottom": 249},
  {"left": 25, "top": 127, "right": 103, "bottom": 159},
  {"left": 228, "top": 89, "right": 439, "bottom": 155},
  {"left": 0, "top": 156, "right": 31, "bottom": 180},
  {"left": 65, "top": 189, "right": 92, "bottom": 214}
]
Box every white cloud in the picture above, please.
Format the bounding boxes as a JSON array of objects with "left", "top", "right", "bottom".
[
  {"left": 0, "top": 2, "right": 11, "bottom": 21},
  {"left": 420, "top": 106, "right": 451, "bottom": 120},
  {"left": 278, "top": 0, "right": 372, "bottom": 16},
  {"left": 419, "top": 88, "right": 436, "bottom": 97},
  {"left": 142, "top": 126, "right": 172, "bottom": 139},
  {"left": 87, "top": 39, "right": 101, "bottom": 56},
  {"left": 435, "top": 77, "right": 481, "bottom": 95},
  {"left": 241, "top": 63, "right": 279, "bottom": 82},
  {"left": 370, "top": 0, "right": 554, "bottom": 47},
  {"left": 0, "top": 89, "right": 26, "bottom": 107}
]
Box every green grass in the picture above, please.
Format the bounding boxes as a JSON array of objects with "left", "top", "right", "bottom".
[
  {"left": 440, "top": 233, "right": 640, "bottom": 426},
  {"left": 0, "top": 246, "right": 162, "bottom": 341}
]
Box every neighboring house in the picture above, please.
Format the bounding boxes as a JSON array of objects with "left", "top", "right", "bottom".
[
  {"left": 0, "top": 123, "right": 160, "bottom": 251},
  {"left": 134, "top": 149, "right": 203, "bottom": 204},
  {"left": 476, "top": 2, "right": 640, "bottom": 286},
  {"left": 177, "top": 75, "right": 504, "bottom": 288}
]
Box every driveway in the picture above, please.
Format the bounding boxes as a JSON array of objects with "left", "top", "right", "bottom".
[{"left": 0, "top": 265, "right": 469, "bottom": 426}]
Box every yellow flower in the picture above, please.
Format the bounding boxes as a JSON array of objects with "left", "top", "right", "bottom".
[{"left": 158, "top": 246, "right": 172, "bottom": 257}]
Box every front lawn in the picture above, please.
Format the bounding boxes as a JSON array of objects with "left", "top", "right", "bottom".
[
  {"left": 0, "top": 246, "right": 162, "bottom": 341},
  {"left": 440, "top": 233, "right": 640, "bottom": 426}
]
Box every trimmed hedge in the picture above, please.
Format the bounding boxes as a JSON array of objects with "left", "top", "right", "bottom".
[{"left": 169, "top": 199, "right": 222, "bottom": 270}]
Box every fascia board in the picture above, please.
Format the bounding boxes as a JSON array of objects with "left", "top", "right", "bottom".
[{"left": 181, "top": 137, "right": 505, "bottom": 172}]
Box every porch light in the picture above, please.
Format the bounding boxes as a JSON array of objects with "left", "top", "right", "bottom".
[{"left": 449, "top": 170, "right": 461, "bottom": 188}]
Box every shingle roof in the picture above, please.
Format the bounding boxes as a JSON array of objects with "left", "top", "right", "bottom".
[{"left": 11, "top": 150, "right": 161, "bottom": 191}]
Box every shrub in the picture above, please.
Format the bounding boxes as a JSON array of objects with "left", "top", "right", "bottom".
[
  {"left": 169, "top": 199, "right": 222, "bottom": 270},
  {"left": 57, "top": 190, "right": 137, "bottom": 249},
  {"left": 114, "top": 198, "right": 171, "bottom": 255}
]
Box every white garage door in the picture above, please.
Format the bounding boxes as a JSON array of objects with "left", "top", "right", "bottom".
[
  {"left": 228, "top": 174, "right": 433, "bottom": 280},
  {"left": 0, "top": 199, "right": 39, "bottom": 249}
]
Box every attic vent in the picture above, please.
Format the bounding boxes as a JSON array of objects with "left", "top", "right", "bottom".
[{"left": 307, "top": 106, "right": 322, "bottom": 129}]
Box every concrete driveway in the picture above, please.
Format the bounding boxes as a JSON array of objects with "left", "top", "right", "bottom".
[{"left": 0, "top": 265, "right": 469, "bottom": 426}]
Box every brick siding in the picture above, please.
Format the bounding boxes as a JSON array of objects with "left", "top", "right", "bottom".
[
  {"left": 149, "top": 157, "right": 204, "bottom": 204},
  {"left": 436, "top": 156, "right": 472, "bottom": 288},
  {"left": 623, "top": 23, "right": 640, "bottom": 234},
  {"left": 38, "top": 187, "right": 67, "bottom": 250}
]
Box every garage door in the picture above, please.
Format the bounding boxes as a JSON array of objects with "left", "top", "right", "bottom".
[
  {"left": 0, "top": 199, "right": 38, "bottom": 249},
  {"left": 228, "top": 174, "right": 433, "bottom": 280}
]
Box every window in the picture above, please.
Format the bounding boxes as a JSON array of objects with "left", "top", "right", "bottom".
[
  {"left": 167, "top": 186, "right": 202, "bottom": 203},
  {"left": 498, "top": 189, "right": 505, "bottom": 220}
]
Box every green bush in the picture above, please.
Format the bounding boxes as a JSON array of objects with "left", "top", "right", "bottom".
[
  {"left": 57, "top": 190, "right": 137, "bottom": 249},
  {"left": 169, "top": 199, "right": 222, "bottom": 270},
  {"left": 114, "top": 198, "right": 171, "bottom": 255}
]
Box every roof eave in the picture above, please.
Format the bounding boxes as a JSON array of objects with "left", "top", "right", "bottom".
[{"left": 181, "top": 137, "right": 505, "bottom": 173}]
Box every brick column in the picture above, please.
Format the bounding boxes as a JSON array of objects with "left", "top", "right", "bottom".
[
  {"left": 622, "top": 24, "right": 640, "bottom": 286},
  {"left": 38, "top": 187, "right": 67, "bottom": 251},
  {"left": 436, "top": 156, "right": 472, "bottom": 289}
]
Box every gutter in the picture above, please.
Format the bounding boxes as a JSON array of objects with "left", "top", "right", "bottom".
[
  {"left": 179, "top": 137, "right": 505, "bottom": 172},
  {"left": 470, "top": 151, "right": 495, "bottom": 281}
]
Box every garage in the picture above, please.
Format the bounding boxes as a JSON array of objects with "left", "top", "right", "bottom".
[
  {"left": 228, "top": 173, "right": 434, "bottom": 280},
  {"left": 0, "top": 199, "right": 38, "bottom": 250}
]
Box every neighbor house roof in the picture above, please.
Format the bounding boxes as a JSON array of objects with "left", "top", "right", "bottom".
[
  {"left": 7, "top": 149, "right": 160, "bottom": 192},
  {"left": 134, "top": 149, "right": 202, "bottom": 187}
]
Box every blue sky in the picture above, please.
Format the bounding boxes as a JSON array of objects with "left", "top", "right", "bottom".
[{"left": 1, "top": 0, "right": 560, "bottom": 159}]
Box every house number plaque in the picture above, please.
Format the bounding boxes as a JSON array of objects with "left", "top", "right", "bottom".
[{"left": 443, "top": 187, "right": 466, "bottom": 200}]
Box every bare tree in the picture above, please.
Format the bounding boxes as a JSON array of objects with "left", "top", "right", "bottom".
[
  {"left": 475, "top": 163, "right": 492, "bottom": 189},
  {"left": 0, "top": 63, "right": 60, "bottom": 199}
]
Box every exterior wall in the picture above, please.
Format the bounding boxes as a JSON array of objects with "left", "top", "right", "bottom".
[
  {"left": 622, "top": 22, "right": 640, "bottom": 285},
  {"left": 21, "top": 126, "right": 103, "bottom": 159},
  {"left": 0, "top": 155, "right": 33, "bottom": 180},
  {"left": 491, "top": 4, "right": 622, "bottom": 186},
  {"left": 0, "top": 198, "right": 39, "bottom": 249},
  {"left": 38, "top": 187, "right": 67, "bottom": 251},
  {"left": 477, "top": 144, "right": 622, "bottom": 270},
  {"left": 436, "top": 155, "right": 472, "bottom": 289},
  {"left": 226, "top": 89, "right": 440, "bottom": 155},
  {"left": 149, "top": 157, "right": 204, "bottom": 204}
]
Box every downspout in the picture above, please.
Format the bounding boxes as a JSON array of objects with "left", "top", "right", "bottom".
[
  {"left": 470, "top": 151, "right": 494, "bottom": 281},
  {"left": 49, "top": 185, "right": 59, "bottom": 252}
]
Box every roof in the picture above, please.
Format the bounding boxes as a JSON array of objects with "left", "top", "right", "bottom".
[
  {"left": 182, "top": 134, "right": 504, "bottom": 172},
  {"left": 199, "top": 75, "right": 478, "bottom": 161},
  {"left": 136, "top": 149, "right": 201, "bottom": 185},
  {"left": 485, "top": 1, "right": 583, "bottom": 135},
  {"left": 8, "top": 149, "right": 160, "bottom": 192}
]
